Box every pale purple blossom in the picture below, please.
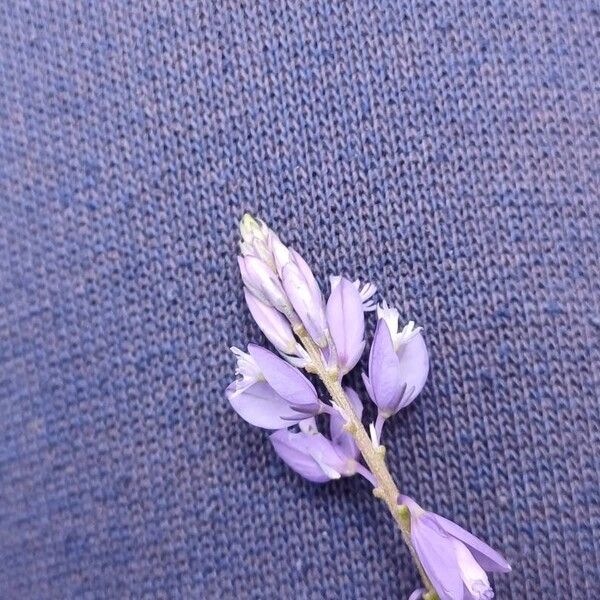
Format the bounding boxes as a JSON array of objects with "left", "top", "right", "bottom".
[
  {"left": 363, "top": 303, "right": 429, "bottom": 426},
  {"left": 226, "top": 345, "right": 322, "bottom": 429},
  {"left": 326, "top": 276, "right": 367, "bottom": 374},
  {"left": 238, "top": 254, "right": 292, "bottom": 313},
  {"left": 272, "top": 238, "right": 329, "bottom": 348},
  {"left": 243, "top": 289, "right": 299, "bottom": 356},
  {"left": 400, "top": 495, "right": 510, "bottom": 600},
  {"left": 270, "top": 429, "right": 357, "bottom": 483},
  {"left": 270, "top": 386, "right": 368, "bottom": 483}
]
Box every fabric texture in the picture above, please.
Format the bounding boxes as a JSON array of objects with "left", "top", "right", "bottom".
[{"left": 1, "top": 1, "right": 599, "bottom": 598}]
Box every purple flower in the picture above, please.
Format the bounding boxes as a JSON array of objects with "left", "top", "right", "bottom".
[
  {"left": 326, "top": 276, "right": 369, "bottom": 374},
  {"left": 363, "top": 302, "right": 429, "bottom": 418},
  {"left": 226, "top": 345, "right": 321, "bottom": 429},
  {"left": 270, "top": 429, "right": 357, "bottom": 483},
  {"left": 400, "top": 495, "right": 511, "bottom": 600},
  {"left": 270, "top": 386, "right": 367, "bottom": 483},
  {"left": 243, "top": 289, "right": 299, "bottom": 356},
  {"left": 238, "top": 255, "right": 292, "bottom": 313},
  {"left": 271, "top": 235, "right": 329, "bottom": 347}
]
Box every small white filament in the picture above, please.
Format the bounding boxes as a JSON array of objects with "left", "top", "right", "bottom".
[{"left": 369, "top": 422, "right": 380, "bottom": 448}]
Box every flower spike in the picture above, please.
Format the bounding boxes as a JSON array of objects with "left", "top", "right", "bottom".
[
  {"left": 226, "top": 215, "right": 511, "bottom": 599},
  {"left": 238, "top": 213, "right": 329, "bottom": 348}
]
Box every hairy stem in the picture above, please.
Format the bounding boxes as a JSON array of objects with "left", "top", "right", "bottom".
[{"left": 297, "top": 328, "right": 438, "bottom": 599}]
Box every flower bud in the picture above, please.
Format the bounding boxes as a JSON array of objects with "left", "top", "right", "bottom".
[
  {"left": 244, "top": 289, "right": 297, "bottom": 354},
  {"left": 238, "top": 255, "right": 291, "bottom": 312},
  {"left": 240, "top": 213, "right": 268, "bottom": 246},
  {"left": 281, "top": 261, "right": 328, "bottom": 347},
  {"left": 238, "top": 214, "right": 328, "bottom": 346},
  {"left": 326, "top": 276, "right": 366, "bottom": 374},
  {"left": 239, "top": 214, "right": 276, "bottom": 267}
]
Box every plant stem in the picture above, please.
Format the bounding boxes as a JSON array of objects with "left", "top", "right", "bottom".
[{"left": 297, "top": 327, "right": 438, "bottom": 599}]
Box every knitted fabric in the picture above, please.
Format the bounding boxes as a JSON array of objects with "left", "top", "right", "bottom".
[{"left": 1, "top": 1, "right": 599, "bottom": 598}]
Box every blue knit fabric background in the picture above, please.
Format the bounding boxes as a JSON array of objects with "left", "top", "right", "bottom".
[{"left": 1, "top": 1, "right": 599, "bottom": 598}]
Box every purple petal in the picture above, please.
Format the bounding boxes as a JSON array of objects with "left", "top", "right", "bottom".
[
  {"left": 270, "top": 430, "right": 348, "bottom": 483},
  {"left": 434, "top": 514, "right": 511, "bottom": 573},
  {"left": 326, "top": 277, "right": 366, "bottom": 373},
  {"left": 396, "top": 331, "right": 430, "bottom": 408},
  {"left": 411, "top": 514, "right": 464, "bottom": 600},
  {"left": 345, "top": 385, "right": 364, "bottom": 417},
  {"left": 368, "top": 320, "right": 404, "bottom": 414},
  {"left": 345, "top": 340, "right": 366, "bottom": 373},
  {"left": 238, "top": 256, "right": 256, "bottom": 295},
  {"left": 248, "top": 344, "right": 319, "bottom": 412},
  {"left": 329, "top": 387, "right": 363, "bottom": 459},
  {"left": 226, "top": 381, "right": 307, "bottom": 429},
  {"left": 244, "top": 289, "right": 296, "bottom": 354},
  {"left": 408, "top": 589, "right": 425, "bottom": 600},
  {"left": 271, "top": 430, "right": 329, "bottom": 483}
]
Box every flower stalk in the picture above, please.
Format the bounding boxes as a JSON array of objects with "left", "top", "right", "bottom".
[{"left": 296, "top": 325, "right": 438, "bottom": 599}]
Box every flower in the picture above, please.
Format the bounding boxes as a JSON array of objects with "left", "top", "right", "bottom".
[
  {"left": 238, "top": 254, "right": 292, "bottom": 314},
  {"left": 400, "top": 495, "right": 511, "bottom": 600},
  {"left": 270, "top": 386, "right": 366, "bottom": 483},
  {"left": 271, "top": 236, "right": 329, "bottom": 347},
  {"left": 363, "top": 304, "right": 429, "bottom": 418},
  {"left": 226, "top": 345, "right": 322, "bottom": 429},
  {"left": 326, "top": 276, "right": 368, "bottom": 374},
  {"left": 270, "top": 429, "right": 357, "bottom": 483},
  {"left": 243, "top": 289, "right": 299, "bottom": 355}
]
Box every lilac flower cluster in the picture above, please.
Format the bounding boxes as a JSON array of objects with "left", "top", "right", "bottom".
[{"left": 227, "top": 215, "right": 510, "bottom": 600}]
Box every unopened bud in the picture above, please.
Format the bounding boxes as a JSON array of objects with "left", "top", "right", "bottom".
[
  {"left": 244, "top": 289, "right": 298, "bottom": 354},
  {"left": 238, "top": 256, "right": 290, "bottom": 312},
  {"left": 240, "top": 213, "right": 267, "bottom": 245}
]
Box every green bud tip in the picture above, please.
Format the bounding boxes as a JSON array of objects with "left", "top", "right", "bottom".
[{"left": 240, "top": 213, "right": 261, "bottom": 242}]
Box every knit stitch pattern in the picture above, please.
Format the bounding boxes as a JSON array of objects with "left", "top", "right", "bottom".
[{"left": 1, "top": 1, "right": 599, "bottom": 598}]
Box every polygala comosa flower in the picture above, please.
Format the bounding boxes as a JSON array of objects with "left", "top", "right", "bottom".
[
  {"left": 226, "top": 214, "right": 510, "bottom": 599},
  {"left": 400, "top": 496, "right": 510, "bottom": 600}
]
